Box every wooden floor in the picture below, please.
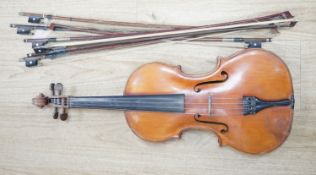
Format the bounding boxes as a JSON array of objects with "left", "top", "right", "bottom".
[{"left": 0, "top": 0, "right": 315, "bottom": 174}]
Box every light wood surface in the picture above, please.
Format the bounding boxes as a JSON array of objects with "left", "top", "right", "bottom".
[{"left": 0, "top": 0, "right": 315, "bottom": 175}]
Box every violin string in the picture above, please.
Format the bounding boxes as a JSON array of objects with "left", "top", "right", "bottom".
[
  {"left": 51, "top": 100, "right": 246, "bottom": 105},
  {"left": 191, "top": 107, "right": 244, "bottom": 110},
  {"left": 50, "top": 99, "right": 254, "bottom": 116},
  {"left": 111, "top": 110, "right": 244, "bottom": 117},
  {"left": 68, "top": 101, "right": 248, "bottom": 106},
  {"left": 205, "top": 97, "right": 243, "bottom": 100},
  {"left": 182, "top": 112, "right": 244, "bottom": 117},
  {"left": 51, "top": 97, "right": 244, "bottom": 101},
  {"left": 51, "top": 98, "right": 252, "bottom": 109},
  {"left": 50, "top": 97, "right": 257, "bottom": 113},
  {"left": 59, "top": 99, "right": 246, "bottom": 105},
  {"left": 184, "top": 102, "right": 244, "bottom": 105},
  {"left": 66, "top": 103, "right": 248, "bottom": 110},
  {"left": 65, "top": 100, "right": 251, "bottom": 106},
  {"left": 68, "top": 104, "right": 249, "bottom": 110},
  {"left": 98, "top": 108, "right": 244, "bottom": 117}
]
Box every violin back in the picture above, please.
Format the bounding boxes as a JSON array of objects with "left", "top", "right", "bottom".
[{"left": 124, "top": 48, "right": 294, "bottom": 154}]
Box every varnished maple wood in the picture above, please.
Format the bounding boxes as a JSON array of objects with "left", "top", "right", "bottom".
[{"left": 124, "top": 48, "right": 293, "bottom": 154}]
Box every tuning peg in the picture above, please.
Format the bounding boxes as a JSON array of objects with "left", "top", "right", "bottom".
[
  {"left": 55, "top": 83, "right": 63, "bottom": 95},
  {"left": 50, "top": 83, "right": 55, "bottom": 95},
  {"left": 50, "top": 83, "right": 59, "bottom": 119},
  {"left": 53, "top": 111, "right": 59, "bottom": 119},
  {"left": 60, "top": 112, "right": 68, "bottom": 121},
  {"left": 50, "top": 83, "right": 57, "bottom": 116}
]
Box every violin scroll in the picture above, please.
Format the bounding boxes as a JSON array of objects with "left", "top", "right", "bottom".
[
  {"left": 32, "top": 83, "right": 69, "bottom": 121},
  {"left": 32, "top": 93, "right": 48, "bottom": 108}
]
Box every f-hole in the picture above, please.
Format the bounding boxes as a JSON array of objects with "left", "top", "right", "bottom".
[
  {"left": 193, "top": 71, "right": 228, "bottom": 92},
  {"left": 193, "top": 114, "right": 229, "bottom": 133}
]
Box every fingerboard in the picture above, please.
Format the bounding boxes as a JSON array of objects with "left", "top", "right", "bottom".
[{"left": 68, "top": 94, "right": 185, "bottom": 113}]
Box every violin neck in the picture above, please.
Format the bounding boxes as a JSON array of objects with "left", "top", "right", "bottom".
[{"left": 68, "top": 94, "right": 185, "bottom": 113}]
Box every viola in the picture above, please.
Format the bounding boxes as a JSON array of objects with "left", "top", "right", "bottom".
[{"left": 33, "top": 48, "right": 294, "bottom": 154}]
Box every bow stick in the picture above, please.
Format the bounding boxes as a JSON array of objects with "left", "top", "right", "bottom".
[
  {"left": 19, "top": 11, "right": 295, "bottom": 46},
  {"left": 32, "top": 18, "right": 295, "bottom": 49},
  {"left": 21, "top": 19, "right": 295, "bottom": 67},
  {"left": 13, "top": 11, "right": 297, "bottom": 67},
  {"left": 10, "top": 22, "right": 156, "bottom": 35},
  {"left": 19, "top": 12, "right": 189, "bottom": 30},
  {"left": 19, "top": 11, "right": 293, "bottom": 29}
]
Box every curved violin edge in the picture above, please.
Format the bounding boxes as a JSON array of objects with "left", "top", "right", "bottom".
[
  {"left": 224, "top": 109, "right": 294, "bottom": 155},
  {"left": 123, "top": 48, "right": 294, "bottom": 154},
  {"left": 124, "top": 112, "right": 225, "bottom": 142}
]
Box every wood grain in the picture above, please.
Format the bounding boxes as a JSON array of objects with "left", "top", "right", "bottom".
[{"left": 0, "top": 0, "right": 315, "bottom": 175}]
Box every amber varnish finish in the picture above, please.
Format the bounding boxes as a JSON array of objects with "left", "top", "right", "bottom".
[{"left": 124, "top": 48, "right": 293, "bottom": 154}]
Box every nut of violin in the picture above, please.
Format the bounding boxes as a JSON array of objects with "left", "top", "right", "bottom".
[{"left": 32, "top": 93, "right": 48, "bottom": 108}]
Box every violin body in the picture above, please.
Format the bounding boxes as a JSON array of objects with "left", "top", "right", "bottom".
[{"left": 124, "top": 48, "right": 294, "bottom": 154}]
